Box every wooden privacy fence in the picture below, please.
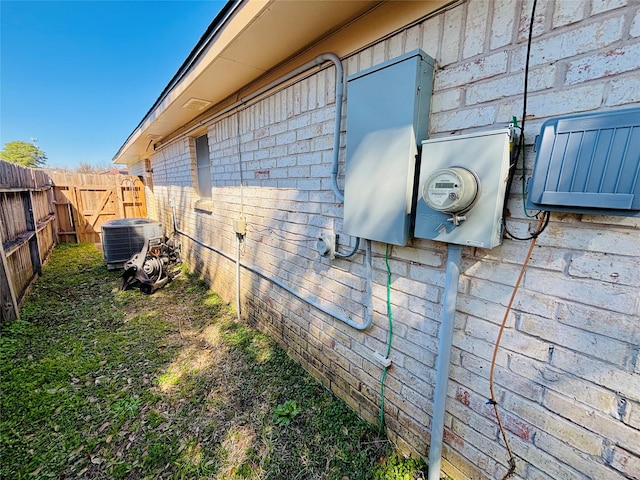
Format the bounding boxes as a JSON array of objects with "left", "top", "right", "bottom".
[
  {"left": 0, "top": 162, "right": 55, "bottom": 322},
  {"left": 49, "top": 172, "right": 146, "bottom": 244},
  {"left": 0, "top": 161, "right": 148, "bottom": 322}
]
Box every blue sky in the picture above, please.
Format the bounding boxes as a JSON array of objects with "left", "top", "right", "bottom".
[{"left": 1, "top": 0, "right": 225, "bottom": 169}]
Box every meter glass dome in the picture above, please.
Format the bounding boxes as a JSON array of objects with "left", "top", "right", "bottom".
[{"left": 422, "top": 167, "right": 479, "bottom": 213}]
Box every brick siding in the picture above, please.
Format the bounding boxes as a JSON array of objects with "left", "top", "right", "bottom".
[{"left": 144, "top": 1, "right": 640, "bottom": 478}]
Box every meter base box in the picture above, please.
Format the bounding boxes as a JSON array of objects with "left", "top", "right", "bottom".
[
  {"left": 414, "top": 128, "right": 515, "bottom": 249},
  {"left": 343, "top": 49, "right": 434, "bottom": 246}
]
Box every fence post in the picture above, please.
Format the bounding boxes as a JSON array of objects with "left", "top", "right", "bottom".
[{"left": 0, "top": 228, "right": 19, "bottom": 322}]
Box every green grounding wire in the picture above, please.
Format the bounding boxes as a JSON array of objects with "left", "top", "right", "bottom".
[{"left": 378, "top": 243, "right": 394, "bottom": 436}]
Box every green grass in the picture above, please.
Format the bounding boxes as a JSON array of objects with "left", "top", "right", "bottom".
[{"left": 1, "top": 243, "right": 428, "bottom": 479}]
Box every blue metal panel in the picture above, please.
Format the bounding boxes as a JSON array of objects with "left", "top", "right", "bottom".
[
  {"left": 526, "top": 108, "right": 640, "bottom": 215},
  {"left": 343, "top": 50, "right": 434, "bottom": 246}
]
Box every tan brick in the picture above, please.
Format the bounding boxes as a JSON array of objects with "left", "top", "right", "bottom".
[
  {"left": 627, "top": 400, "right": 640, "bottom": 429},
  {"left": 506, "top": 438, "right": 586, "bottom": 480},
  {"left": 435, "top": 51, "right": 508, "bottom": 89},
  {"left": 566, "top": 42, "right": 640, "bottom": 85},
  {"left": 534, "top": 432, "right": 622, "bottom": 480},
  {"left": 460, "top": 353, "right": 544, "bottom": 402},
  {"left": 448, "top": 396, "right": 499, "bottom": 440},
  {"left": 557, "top": 302, "right": 640, "bottom": 345},
  {"left": 453, "top": 329, "right": 509, "bottom": 368},
  {"left": 430, "top": 105, "right": 499, "bottom": 133},
  {"left": 456, "top": 294, "right": 516, "bottom": 326},
  {"left": 569, "top": 251, "right": 640, "bottom": 287},
  {"left": 490, "top": 0, "right": 516, "bottom": 49},
  {"left": 524, "top": 269, "right": 637, "bottom": 315},
  {"left": 632, "top": 5, "right": 640, "bottom": 36},
  {"left": 421, "top": 15, "right": 441, "bottom": 57},
  {"left": 431, "top": 88, "right": 463, "bottom": 113},
  {"left": 446, "top": 418, "right": 516, "bottom": 478},
  {"left": 551, "top": 347, "right": 640, "bottom": 401},
  {"left": 503, "top": 392, "right": 605, "bottom": 456},
  {"left": 605, "top": 72, "right": 640, "bottom": 106},
  {"left": 519, "top": 313, "right": 633, "bottom": 367},
  {"left": 441, "top": 446, "right": 493, "bottom": 480},
  {"left": 440, "top": 5, "right": 464, "bottom": 66},
  {"left": 610, "top": 445, "right": 640, "bottom": 479},
  {"left": 542, "top": 389, "right": 640, "bottom": 452},
  {"left": 462, "top": 0, "right": 489, "bottom": 59}
]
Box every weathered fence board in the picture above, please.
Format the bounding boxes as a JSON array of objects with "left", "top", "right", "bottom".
[
  {"left": 48, "top": 173, "right": 147, "bottom": 244},
  {"left": 1, "top": 162, "right": 149, "bottom": 322},
  {"left": 0, "top": 238, "right": 19, "bottom": 323},
  {"left": 0, "top": 161, "right": 54, "bottom": 322}
]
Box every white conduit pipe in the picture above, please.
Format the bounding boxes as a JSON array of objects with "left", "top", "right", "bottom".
[
  {"left": 428, "top": 243, "right": 463, "bottom": 480},
  {"left": 172, "top": 207, "right": 373, "bottom": 330}
]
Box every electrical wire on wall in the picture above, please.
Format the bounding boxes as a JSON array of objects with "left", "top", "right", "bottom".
[
  {"left": 247, "top": 225, "right": 315, "bottom": 245},
  {"left": 502, "top": 0, "right": 550, "bottom": 242},
  {"left": 488, "top": 211, "right": 548, "bottom": 479},
  {"left": 491, "top": 3, "right": 551, "bottom": 478},
  {"left": 378, "top": 243, "right": 394, "bottom": 435}
]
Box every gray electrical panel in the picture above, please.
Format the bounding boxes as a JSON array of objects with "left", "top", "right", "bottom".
[
  {"left": 526, "top": 108, "right": 640, "bottom": 215},
  {"left": 414, "top": 128, "right": 516, "bottom": 249},
  {"left": 343, "top": 49, "right": 434, "bottom": 246}
]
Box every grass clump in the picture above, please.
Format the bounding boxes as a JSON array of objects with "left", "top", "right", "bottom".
[{"left": 1, "top": 243, "right": 429, "bottom": 479}]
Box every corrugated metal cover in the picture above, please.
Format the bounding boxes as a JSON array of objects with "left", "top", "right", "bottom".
[{"left": 526, "top": 108, "right": 640, "bottom": 216}]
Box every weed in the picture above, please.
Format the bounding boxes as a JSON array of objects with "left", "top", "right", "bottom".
[
  {"left": 273, "top": 400, "right": 301, "bottom": 427},
  {"left": 373, "top": 449, "right": 429, "bottom": 479},
  {"left": 111, "top": 395, "right": 142, "bottom": 421}
]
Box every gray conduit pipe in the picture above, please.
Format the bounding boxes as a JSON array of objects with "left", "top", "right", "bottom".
[
  {"left": 158, "top": 53, "right": 357, "bottom": 253},
  {"left": 158, "top": 53, "right": 346, "bottom": 203},
  {"left": 428, "top": 244, "right": 463, "bottom": 480},
  {"left": 172, "top": 206, "right": 373, "bottom": 330},
  {"left": 161, "top": 52, "right": 344, "bottom": 172},
  {"left": 236, "top": 235, "right": 241, "bottom": 320}
]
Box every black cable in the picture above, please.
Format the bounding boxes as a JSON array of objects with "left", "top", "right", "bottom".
[
  {"left": 502, "top": 0, "right": 550, "bottom": 243},
  {"left": 494, "top": 3, "right": 545, "bottom": 480},
  {"left": 335, "top": 236, "right": 361, "bottom": 258},
  {"left": 504, "top": 210, "right": 550, "bottom": 241},
  {"left": 247, "top": 226, "right": 313, "bottom": 245}
]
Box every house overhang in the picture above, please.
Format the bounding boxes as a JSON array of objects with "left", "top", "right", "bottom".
[{"left": 113, "top": 0, "right": 454, "bottom": 166}]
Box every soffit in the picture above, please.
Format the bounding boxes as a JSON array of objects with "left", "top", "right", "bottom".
[{"left": 115, "top": 0, "right": 453, "bottom": 165}]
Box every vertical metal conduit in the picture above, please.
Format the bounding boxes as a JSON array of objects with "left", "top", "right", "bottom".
[{"left": 428, "top": 244, "right": 462, "bottom": 480}]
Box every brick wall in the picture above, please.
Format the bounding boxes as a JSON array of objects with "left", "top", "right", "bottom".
[{"left": 149, "top": 1, "right": 640, "bottom": 479}]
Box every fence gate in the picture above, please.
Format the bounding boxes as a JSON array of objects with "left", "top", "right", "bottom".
[{"left": 49, "top": 173, "right": 147, "bottom": 244}]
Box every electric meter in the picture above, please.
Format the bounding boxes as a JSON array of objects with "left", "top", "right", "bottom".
[
  {"left": 422, "top": 167, "right": 479, "bottom": 213},
  {"left": 415, "top": 128, "right": 514, "bottom": 248}
]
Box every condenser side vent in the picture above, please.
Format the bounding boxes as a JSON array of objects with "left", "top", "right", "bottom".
[
  {"left": 102, "top": 218, "right": 163, "bottom": 269},
  {"left": 526, "top": 107, "right": 640, "bottom": 216}
]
